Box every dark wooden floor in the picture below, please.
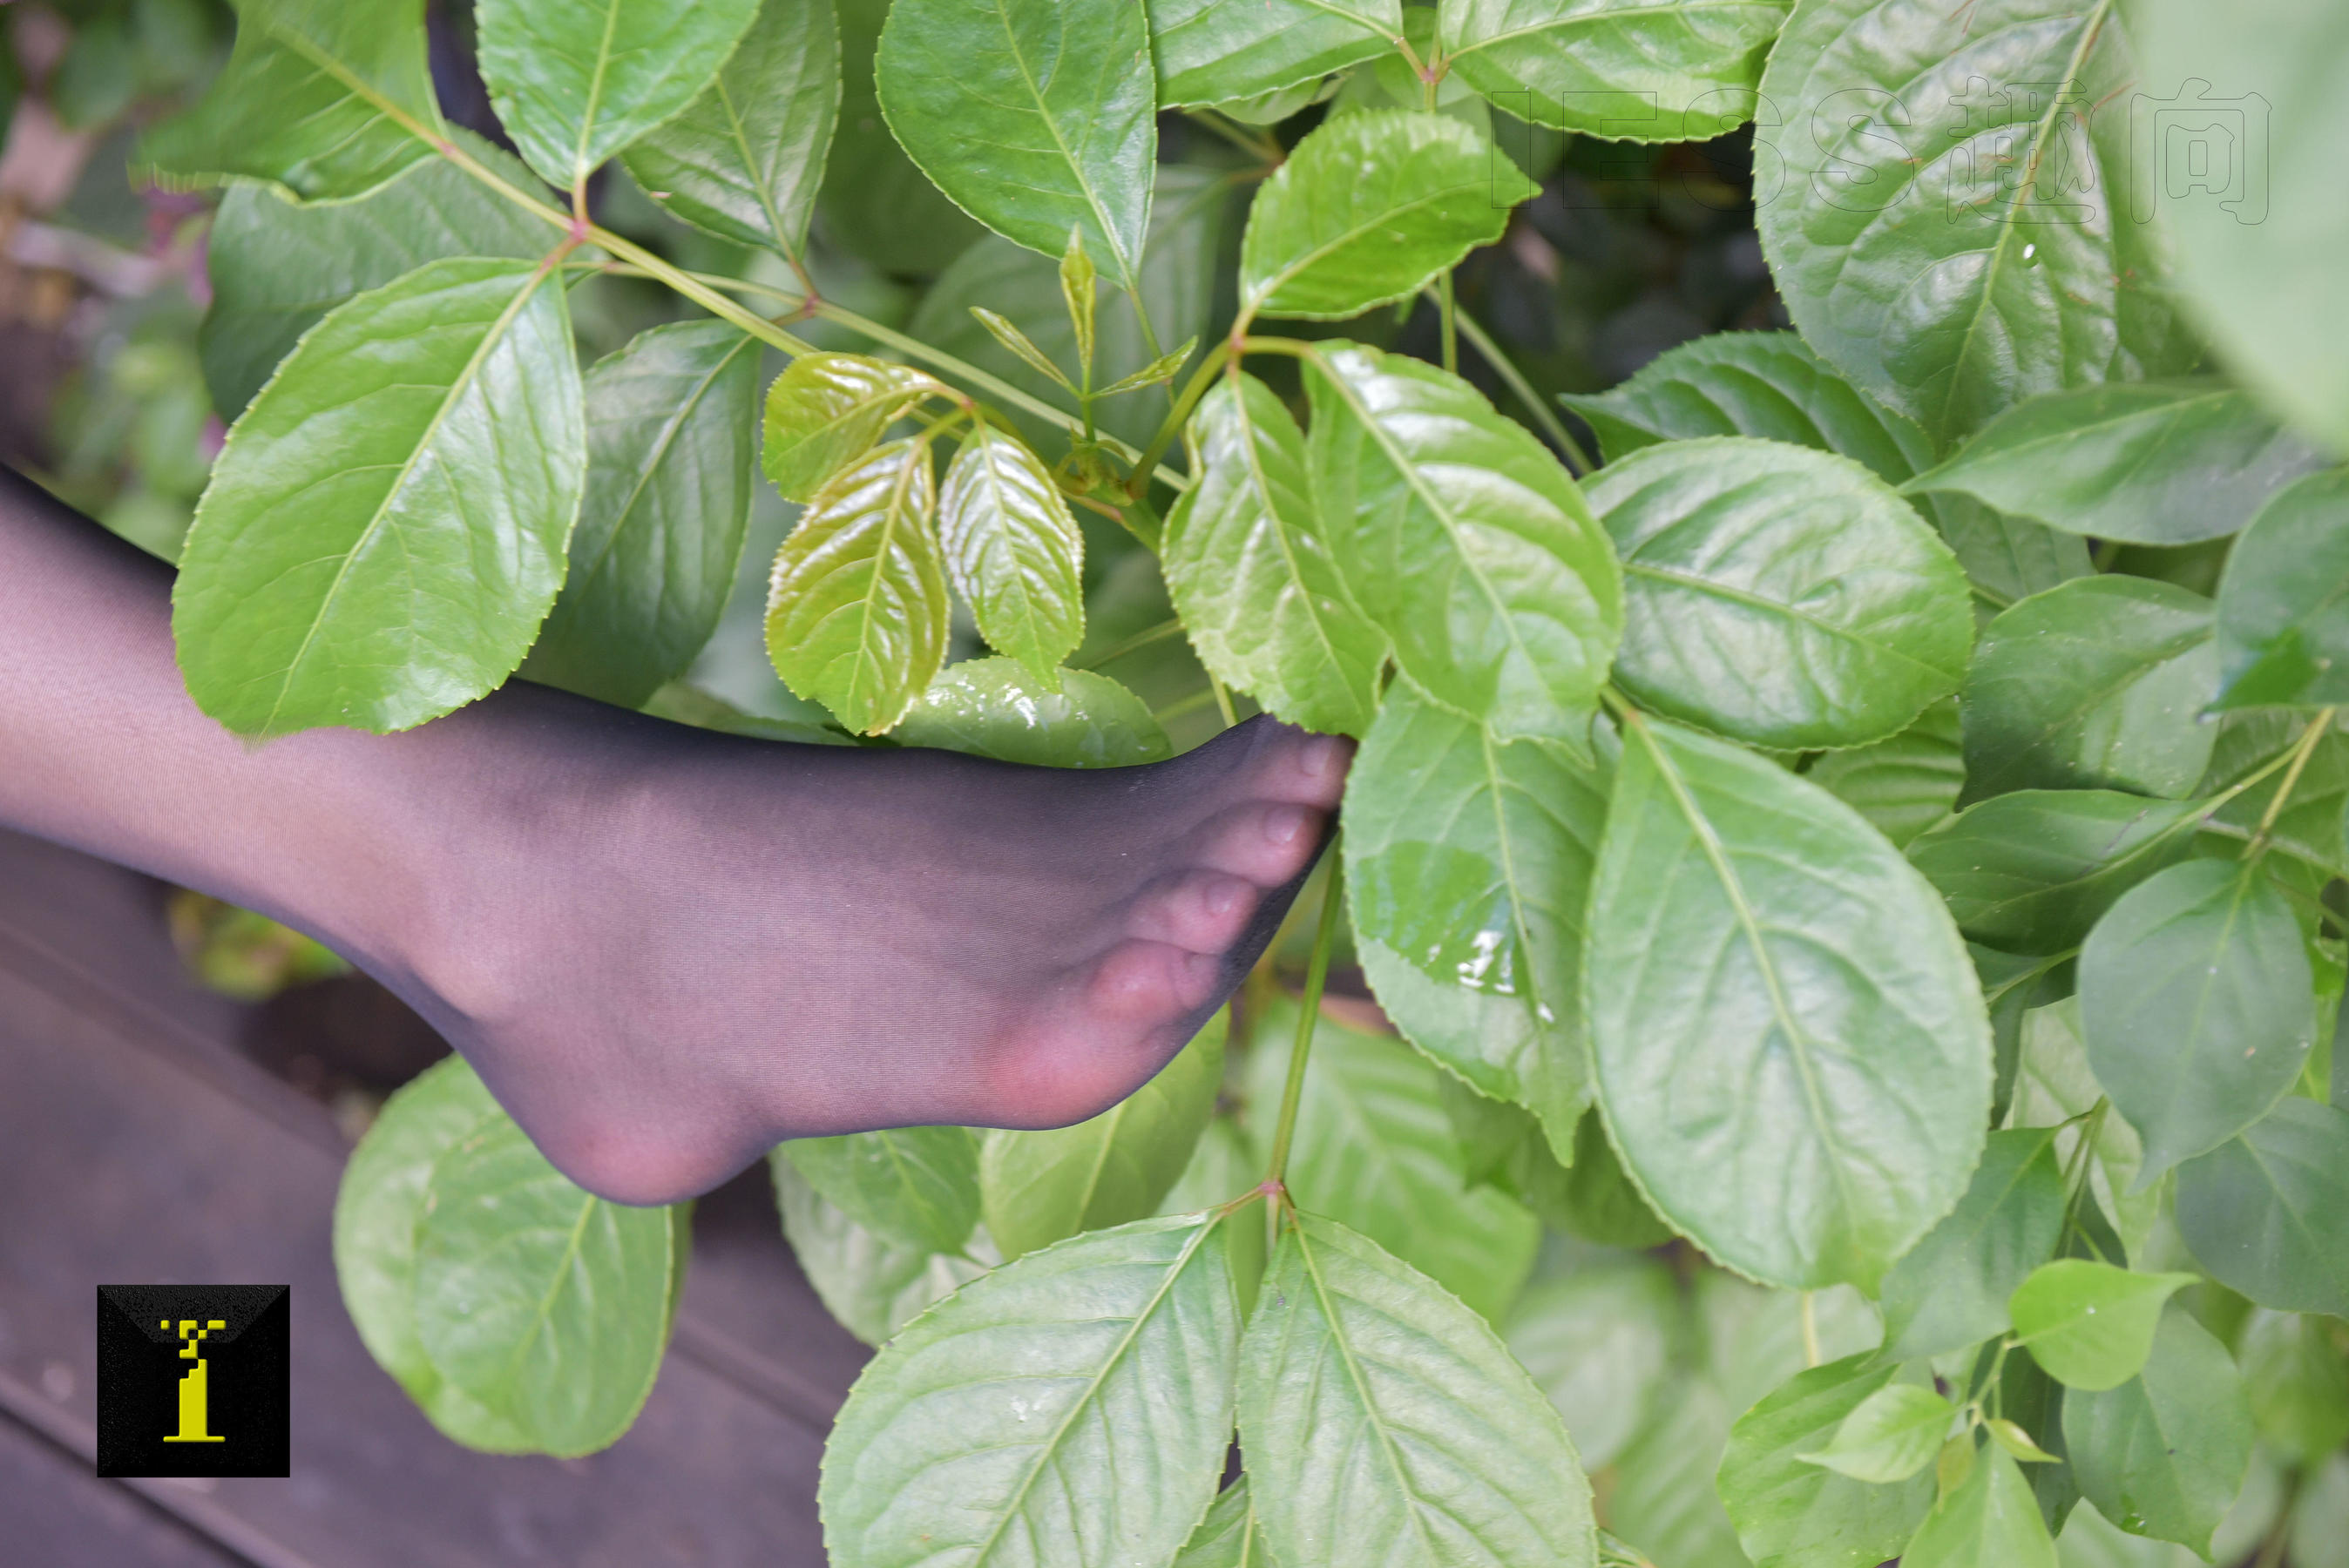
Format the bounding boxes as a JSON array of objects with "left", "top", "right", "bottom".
[{"left": 0, "top": 827, "right": 870, "bottom": 1565}]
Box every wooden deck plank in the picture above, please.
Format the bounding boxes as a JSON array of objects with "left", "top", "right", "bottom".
[{"left": 0, "top": 1412, "right": 245, "bottom": 1568}]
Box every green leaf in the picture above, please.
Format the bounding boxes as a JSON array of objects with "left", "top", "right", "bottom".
[
  {"left": 1170, "top": 1477, "right": 1271, "bottom": 1568},
  {"left": 1151, "top": 0, "right": 1400, "bottom": 106},
  {"left": 2078, "top": 859, "right": 2315, "bottom": 1182},
  {"left": 818, "top": 0, "right": 985, "bottom": 274},
  {"left": 1988, "top": 1418, "right": 2062, "bottom": 1465},
  {"left": 620, "top": 0, "right": 841, "bottom": 264},
  {"left": 198, "top": 131, "right": 551, "bottom": 422},
  {"left": 1237, "top": 1212, "right": 1598, "bottom": 1568},
  {"left": 1341, "top": 679, "right": 1602, "bottom": 1136},
  {"left": 2009, "top": 999, "right": 2162, "bottom": 1264},
  {"left": 936, "top": 423, "right": 1085, "bottom": 681},
  {"left": 1933, "top": 494, "right": 2093, "bottom": 612},
  {"left": 769, "top": 1152, "right": 993, "bottom": 1348},
  {"left": 970, "top": 307, "right": 1076, "bottom": 392},
  {"left": 980, "top": 1010, "right": 1225, "bottom": 1260},
  {"left": 2174, "top": 1096, "right": 2349, "bottom": 1316},
  {"left": 762, "top": 436, "right": 948, "bottom": 735},
  {"left": 1959, "top": 577, "right": 2218, "bottom": 805},
  {"left": 1587, "top": 714, "right": 1992, "bottom": 1289},
  {"left": 2009, "top": 1260, "right": 2197, "bottom": 1391},
  {"left": 1901, "top": 1444, "right": 2059, "bottom": 1568},
  {"left": 1242, "top": 1000, "right": 1540, "bottom": 1322},
  {"left": 1609, "top": 1374, "right": 1746, "bottom": 1567},
  {"left": 1755, "top": 0, "right": 2195, "bottom": 445},
  {"left": 777, "top": 1124, "right": 979, "bottom": 1256},
  {"left": 174, "top": 257, "right": 584, "bottom": 737},
  {"left": 1877, "top": 1126, "right": 2066, "bottom": 1363},
  {"left": 412, "top": 1091, "right": 679, "bottom": 1456},
  {"left": 1802, "top": 1382, "right": 1956, "bottom": 1485},
  {"left": 642, "top": 679, "right": 853, "bottom": 746},
  {"left": 2213, "top": 470, "right": 2349, "bottom": 708},
  {"left": 875, "top": 0, "right": 1157, "bottom": 290},
  {"left": 1306, "top": 341, "right": 1621, "bottom": 746},
  {"left": 1547, "top": 1110, "right": 1676, "bottom": 1250},
  {"left": 1058, "top": 228, "right": 1098, "bottom": 382},
  {"left": 1907, "top": 791, "right": 2202, "bottom": 955},
  {"left": 2197, "top": 715, "right": 2349, "bottom": 876},
  {"left": 1805, "top": 697, "right": 1965, "bottom": 848},
  {"left": 2061, "top": 1308, "right": 2254, "bottom": 1556},
  {"left": 759, "top": 351, "right": 938, "bottom": 504},
  {"left": 1905, "top": 383, "right": 2326, "bottom": 545},
  {"left": 1502, "top": 1257, "right": 1678, "bottom": 1470},
  {"left": 894, "top": 657, "right": 1170, "bottom": 767},
  {"left": 1096, "top": 340, "right": 1198, "bottom": 397},
  {"left": 1162, "top": 371, "right": 1386, "bottom": 737},
  {"left": 1585, "top": 436, "right": 1973, "bottom": 751},
  {"left": 474, "top": 0, "right": 759, "bottom": 190},
  {"left": 138, "top": 0, "right": 443, "bottom": 200},
  {"left": 1440, "top": 0, "right": 1791, "bottom": 139},
  {"left": 522, "top": 321, "right": 762, "bottom": 707},
  {"left": 819, "top": 1213, "right": 1243, "bottom": 1568},
  {"left": 1978, "top": 947, "right": 2075, "bottom": 1126},
  {"left": 1718, "top": 1356, "right": 1936, "bottom": 1568},
  {"left": 1239, "top": 110, "right": 1533, "bottom": 321},
  {"left": 2240, "top": 1308, "right": 2349, "bottom": 1467}
]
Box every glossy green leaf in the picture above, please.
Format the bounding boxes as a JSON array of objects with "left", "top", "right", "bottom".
[
  {"left": 1906, "top": 383, "right": 2325, "bottom": 545},
  {"left": 1717, "top": 1356, "right": 1935, "bottom": 1568},
  {"left": 198, "top": 132, "right": 551, "bottom": 422},
  {"left": 620, "top": 0, "right": 840, "bottom": 263},
  {"left": 2009, "top": 998, "right": 2162, "bottom": 1264},
  {"left": 1242, "top": 1000, "right": 1540, "bottom": 1322},
  {"left": 777, "top": 1123, "right": 979, "bottom": 1256},
  {"left": 818, "top": 0, "right": 986, "bottom": 274},
  {"left": 1306, "top": 341, "right": 1621, "bottom": 746},
  {"left": 1805, "top": 697, "right": 1965, "bottom": 848},
  {"left": 2174, "top": 1096, "right": 2349, "bottom": 1316},
  {"left": 138, "top": 0, "right": 442, "bottom": 200},
  {"left": 1440, "top": 0, "right": 1791, "bottom": 139},
  {"left": 2213, "top": 470, "right": 2349, "bottom": 708},
  {"left": 1902, "top": 1444, "right": 2059, "bottom": 1568},
  {"left": 1587, "top": 714, "right": 1992, "bottom": 1289},
  {"left": 875, "top": 0, "right": 1156, "bottom": 290},
  {"left": 1756, "top": 0, "right": 2195, "bottom": 444},
  {"left": 1586, "top": 436, "right": 1972, "bottom": 750},
  {"left": 1162, "top": 372, "right": 1385, "bottom": 737},
  {"left": 175, "top": 257, "right": 585, "bottom": 737},
  {"left": 1342, "top": 679, "right": 1602, "bottom": 1139},
  {"left": 2009, "top": 1261, "right": 2196, "bottom": 1391},
  {"left": 762, "top": 437, "right": 948, "bottom": 735},
  {"left": 1152, "top": 0, "right": 1399, "bottom": 105},
  {"left": 2079, "top": 859, "right": 2315, "bottom": 1181},
  {"left": 1237, "top": 1212, "right": 1598, "bottom": 1568},
  {"left": 1909, "top": 791, "right": 2202, "bottom": 955},
  {"left": 894, "top": 657, "right": 1169, "bottom": 767},
  {"left": 1878, "top": 1127, "right": 2065, "bottom": 1363},
  {"left": 523, "top": 321, "right": 761, "bottom": 707},
  {"left": 474, "top": 0, "right": 758, "bottom": 189},
  {"left": 1239, "top": 110, "right": 1533, "bottom": 321},
  {"left": 2061, "top": 1308, "right": 2254, "bottom": 1556},
  {"left": 980, "top": 1010, "right": 1225, "bottom": 1260},
  {"left": 1171, "top": 1477, "right": 1270, "bottom": 1568},
  {"left": 936, "top": 422, "right": 1085, "bottom": 681},
  {"left": 1502, "top": 1257, "right": 1677, "bottom": 1470},
  {"left": 1802, "top": 1382, "right": 1956, "bottom": 1484},
  {"left": 412, "top": 1091, "right": 679, "bottom": 1456},
  {"left": 2240, "top": 1308, "right": 2349, "bottom": 1466},
  {"left": 769, "top": 1152, "right": 993, "bottom": 1348},
  {"left": 820, "top": 1213, "right": 1243, "bottom": 1568},
  {"left": 1960, "top": 577, "right": 2218, "bottom": 805},
  {"left": 760, "top": 352, "right": 938, "bottom": 504}
]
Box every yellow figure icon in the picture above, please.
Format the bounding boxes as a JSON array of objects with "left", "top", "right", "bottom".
[{"left": 160, "top": 1319, "right": 227, "bottom": 1443}]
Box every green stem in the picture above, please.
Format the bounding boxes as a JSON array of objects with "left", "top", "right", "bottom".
[
  {"left": 1181, "top": 107, "right": 1283, "bottom": 166},
  {"left": 2244, "top": 706, "right": 2336, "bottom": 861},
  {"left": 1124, "top": 340, "right": 1233, "bottom": 500},
  {"left": 1800, "top": 1293, "right": 1821, "bottom": 1369},
  {"left": 1442, "top": 296, "right": 1595, "bottom": 474},
  {"left": 1263, "top": 847, "right": 1345, "bottom": 1190},
  {"left": 1073, "top": 615, "right": 1182, "bottom": 669},
  {"left": 1438, "top": 272, "right": 1459, "bottom": 375}
]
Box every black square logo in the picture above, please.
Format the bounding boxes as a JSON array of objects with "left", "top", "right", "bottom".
[{"left": 95, "top": 1285, "right": 289, "bottom": 1478}]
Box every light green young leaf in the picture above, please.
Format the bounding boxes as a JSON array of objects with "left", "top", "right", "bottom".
[
  {"left": 2175, "top": 1096, "right": 2349, "bottom": 1316},
  {"left": 1585, "top": 436, "right": 1973, "bottom": 751},
  {"left": 875, "top": 0, "right": 1156, "bottom": 290},
  {"left": 1237, "top": 1212, "right": 1598, "bottom": 1568},
  {"left": 894, "top": 657, "right": 1169, "bottom": 767},
  {"left": 759, "top": 352, "right": 938, "bottom": 504},
  {"left": 1306, "top": 341, "right": 1621, "bottom": 746},
  {"left": 1805, "top": 697, "right": 1965, "bottom": 848},
  {"left": 1989, "top": 1417, "right": 2063, "bottom": 1465},
  {"left": 1058, "top": 228, "right": 1098, "bottom": 382},
  {"left": 769, "top": 1152, "right": 994, "bottom": 1348},
  {"left": 777, "top": 1124, "right": 979, "bottom": 1256},
  {"left": 763, "top": 437, "right": 948, "bottom": 735},
  {"left": 1907, "top": 791, "right": 2202, "bottom": 955},
  {"left": 1800, "top": 1382, "right": 1957, "bottom": 1484},
  {"left": 412, "top": 1093, "right": 679, "bottom": 1456},
  {"left": 819, "top": 1213, "right": 1243, "bottom": 1568},
  {"left": 2009, "top": 1260, "right": 2197, "bottom": 1391},
  {"left": 138, "top": 0, "right": 443, "bottom": 199},
  {"left": 2061, "top": 1308, "right": 2255, "bottom": 1557},
  {"left": 2079, "top": 860, "right": 2315, "bottom": 1182},
  {"left": 936, "top": 423, "right": 1085, "bottom": 682},
  {"left": 1341, "top": 678, "right": 1601, "bottom": 1137},
  {"left": 970, "top": 307, "right": 1076, "bottom": 392},
  {"left": 524, "top": 321, "right": 762, "bottom": 708},
  {"left": 980, "top": 1010, "right": 1225, "bottom": 1260},
  {"left": 174, "top": 257, "right": 584, "bottom": 737},
  {"left": 2213, "top": 470, "right": 2349, "bottom": 708},
  {"left": 1440, "top": 0, "right": 1791, "bottom": 139},
  {"left": 1503, "top": 1257, "right": 1678, "bottom": 1470},
  {"left": 1878, "top": 1126, "right": 2067, "bottom": 1363},
  {"left": 819, "top": 0, "right": 985, "bottom": 274},
  {"left": 620, "top": 0, "right": 841, "bottom": 264},
  {"left": 475, "top": 0, "right": 759, "bottom": 190},
  {"left": 1171, "top": 1476, "right": 1272, "bottom": 1568},
  {"left": 1717, "top": 1356, "right": 1935, "bottom": 1568},
  {"left": 1905, "top": 382, "right": 2325, "bottom": 545},
  {"left": 1960, "top": 577, "right": 2218, "bottom": 805},
  {"left": 1756, "top": 0, "right": 2195, "bottom": 445},
  {"left": 1239, "top": 110, "right": 1533, "bottom": 321},
  {"left": 1097, "top": 340, "right": 1200, "bottom": 397},
  {"left": 1588, "top": 715, "right": 1992, "bottom": 1290},
  {"left": 1902, "top": 1444, "right": 2059, "bottom": 1568},
  {"left": 1152, "top": 0, "right": 1399, "bottom": 105}
]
